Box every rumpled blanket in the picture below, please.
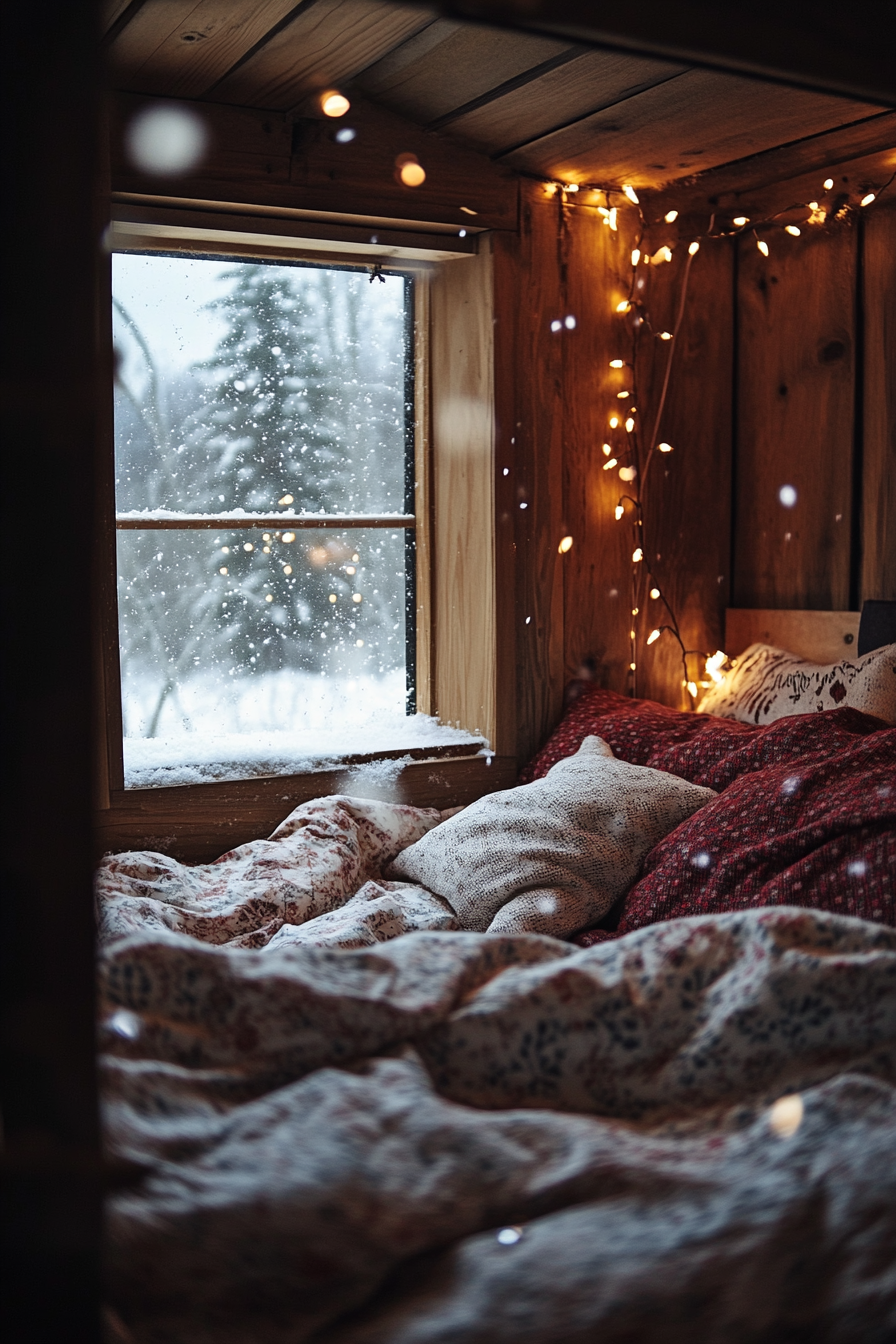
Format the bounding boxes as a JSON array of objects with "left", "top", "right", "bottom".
[{"left": 96, "top": 796, "right": 896, "bottom": 1342}]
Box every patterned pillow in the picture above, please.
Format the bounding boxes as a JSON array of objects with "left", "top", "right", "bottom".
[
  {"left": 697, "top": 641, "right": 896, "bottom": 725},
  {"left": 388, "top": 736, "right": 716, "bottom": 939}
]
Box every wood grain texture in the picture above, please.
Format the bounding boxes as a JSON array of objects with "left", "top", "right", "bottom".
[
  {"left": 725, "top": 608, "right": 860, "bottom": 661},
  {"left": 106, "top": 0, "right": 301, "bottom": 97},
  {"left": 111, "top": 90, "right": 519, "bottom": 229},
  {"left": 862, "top": 202, "right": 896, "bottom": 602},
  {"left": 649, "top": 111, "right": 896, "bottom": 222},
  {"left": 450, "top": 49, "right": 682, "bottom": 157},
  {"left": 491, "top": 184, "right": 567, "bottom": 763},
  {"left": 430, "top": 242, "right": 497, "bottom": 747},
  {"left": 734, "top": 222, "right": 857, "bottom": 610},
  {"left": 96, "top": 754, "right": 516, "bottom": 863},
  {"left": 630, "top": 232, "right": 734, "bottom": 706},
  {"left": 356, "top": 19, "right": 569, "bottom": 124},
  {"left": 503, "top": 68, "right": 881, "bottom": 190},
  {"left": 211, "top": 0, "right": 433, "bottom": 108}
]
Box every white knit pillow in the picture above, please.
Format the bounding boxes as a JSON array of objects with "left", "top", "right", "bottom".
[
  {"left": 387, "top": 736, "right": 716, "bottom": 939},
  {"left": 698, "top": 642, "right": 896, "bottom": 725}
]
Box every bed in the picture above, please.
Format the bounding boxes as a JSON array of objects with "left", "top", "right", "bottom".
[{"left": 97, "top": 626, "right": 896, "bottom": 1343}]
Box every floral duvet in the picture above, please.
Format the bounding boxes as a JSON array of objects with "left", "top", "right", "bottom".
[{"left": 97, "top": 795, "right": 896, "bottom": 1343}]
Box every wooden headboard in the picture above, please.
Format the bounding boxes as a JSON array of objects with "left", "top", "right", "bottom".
[{"left": 725, "top": 609, "right": 861, "bottom": 663}]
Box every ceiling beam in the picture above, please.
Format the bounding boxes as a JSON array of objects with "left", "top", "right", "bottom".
[{"left": 422, "top": 1, "right": 896, "bottom": 106}]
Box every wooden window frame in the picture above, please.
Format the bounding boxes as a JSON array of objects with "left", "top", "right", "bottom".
[{"left": 93, "top": 210, "right": 515, "bottom": 861}]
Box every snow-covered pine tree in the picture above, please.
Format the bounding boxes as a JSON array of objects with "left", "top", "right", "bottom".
[{"left": 185, "top": 261, "right": 409, "bottom": 678}]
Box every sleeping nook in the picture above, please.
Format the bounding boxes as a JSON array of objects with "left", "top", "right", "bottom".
[{"left": 6, "top": 2, "right": 895, "bottom": 1341}]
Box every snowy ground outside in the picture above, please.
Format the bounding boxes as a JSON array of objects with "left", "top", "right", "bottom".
[{"left": 123, "top": 668, "right": 484, "bottom": 788}]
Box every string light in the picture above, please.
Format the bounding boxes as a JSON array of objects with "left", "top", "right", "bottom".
[
  {"left": 624, "top": 416, "right": 635, "bottom": 432},
  {"left": 686, "top": 680, "right": 698, "bottom": 698},
  {"left": 395, "top": 153, "right": 426, "bottom": 187},
  {"left": 688, "top": 240, "right": 700, "bottom": 255},
  {"left": 602, "top": 442, "right": 612, "bottom": 455},
  {"left": 558, "top": 535, "right": 574, "bottom": 553},
  {"left": 757, "top": 239, "right": 769, "bottom": 256},
  {"left": 732, "top": 216, "right": 749, "bottom": 227},
  {"left": 632, "top": 548, "right": 643, "bottom": 563},
  {"left": 631, "top": 248, "right": 641, "bottom": 266},
  {"left": 861, "top": 192, "right": 876, "bottom": 206},
  {"left": 616, "top": 300, "right": 631, "bottom": 313},
  {"left": 617, "top": 390, "right": 631, "bottom": 399},
  {"left": 609, "top": 415, "right": 620, "bottom": 428},
  {"left": 785, "top": 225, "right": 801, "bottom": 236},
  {"left": 646, "top": 628, "right": 661, "bottom": 645},
  {"left": 650, "top": 587, "right": 660, "bottom": 599},
  {"left": 664, "top": 209, "right": 678, "bottom": 223},
  {"left": 623, "top": 184, "right": 640, "bottom": 204},
  {"left": 614, "top": 505, "right": 625, "bottom": 520},
  {"left": 658, "top": 441, "right": 673, "bottom": 452},
  {"left": 659, "top": 331, "right": 673, "bottom": 340},
  {"left": 609, "top": 359, "right": 624, "bottom": 368},
  {"left": 705, "top": 650, "right": 727, "bottom": 683},
  {"left": 823, "top": 177, "right": 834, "bottom": 190},
  {"left": 603, "top": 457, "right": 618, "bottom": 470},
  {"left": 565, "top": 183, "right": 579, "bottom": 193},
  {"left": 320, "top": 91, "right": 350, "bottom": 117},
  {"left": 619, "top": 465, "right": 637, "bottom": 481}
]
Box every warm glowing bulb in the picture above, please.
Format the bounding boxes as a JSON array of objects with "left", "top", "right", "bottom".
[
  {"left": 617, "top": 390, "right": 630, "bottom": 399},
  {"left": 281, "top": 531, "right": 295, "bottom": 543},
  {"left": 861, "top": 192, "right": 876, "bottom": 207},
  {"left": 616, "top": 300, "right": 631, "bottom": 313},
  {"left": 623, "top": 184, "right": 639, "bottom": 204},
  {"left": 631, "top": 249, "right": 641, "bottom": 266},
  {"left": 661, "top": 246, "right": 673, "bottom": 263},
  {"left": 659, "top": 331, "right": 673, "bottom": 341},
  {"left": 632, "top": 547, "right": 643, "bottom": 563},
  {"left": 630, "top": 629, "right": 636, "bottom": 640},
  {"left": 329, "top": 593, "right": 337, "bottom": 603},
  {"left": 757, "top": 239, "right": 769, "bottom": 256},
  {"left": 785, "top": 225, "right": 801, "bottom": 236},
  {"left": 646, "top": 628, "right": 661, "bottom": 645},
  {"left": 688, "top": 240, "right": 700, "bottom": 255},
  {"left": 632, "top": 607, "right": 639, "bottom": 616},
  {"left": 650, "top": 587, "right": 660, "bottom": 599},
  {"left": 558, "top": 535, "right": 573, "bottom": 553},
  {"left": 609, "top": 415, "right": 619, "bottom": 428},
  {"left": 658, "top": 441, "right": 673, "bottom": 452},
  {"left": 320, "top": 92, "right": 350, "bottom": 117},
  {"left": 614, "top": 504, "right": 624, "bottom": 520},
  {"left": 664, "top": 209, "right": 678, "bottom": 223},
  {"left": 399, "top": 160, "right": 426, "bottom": 187},
  {"left": 624, "top": 417, "right": 635, "bottom": 433},
  {"left": 687, "top": 680, "right": 698, "bottom": 698},
  {"left": 608, "top": 208, "right": 618, "bottom": 231},
  {"left": 543, "top": 182, "right": 558, "bottom": 197},
  {"left": 565, "top": 182, "right": 579, "bottom": 193},
  {"left": 823, "top": 177, "right": 834, "bottom": 190},
  {"left": 278, "top": 494, "right": 293, "bottom": 505},
  {"left": 603, "top": 458, "right": 618, "bottom": 470},
  {"left": 618, "top": 465, "right": 637, "bottom": 481},
  {"left": 630, "top": 661, "right": 637, "bottom": 671},
  {"left": 732, "top": 216, "right": 749, "bottom": 227},
  {"left": 609, "top": 359, "right": 624, "bottom": 368},
  {"left": 602, "top": 442, "right": 612, "bottom": 455}
]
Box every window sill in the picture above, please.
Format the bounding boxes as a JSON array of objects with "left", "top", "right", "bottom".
[{"left": 95, "top": 752, "right": 516, "bottom": 865}]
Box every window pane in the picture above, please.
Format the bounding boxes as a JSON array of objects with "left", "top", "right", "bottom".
[
  {"left": 112, "top": 252, "right": 408, "bottom": 516},
  {"left": 117, "top": 527, "right": 417, "bottom": 787}
]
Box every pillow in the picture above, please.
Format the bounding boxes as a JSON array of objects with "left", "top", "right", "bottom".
[
  {"left": 387, "top": 736, "right": 717, "bottom": 939},
  {"left": 697, "top": 641, "right": 896, "bottom": 725}
]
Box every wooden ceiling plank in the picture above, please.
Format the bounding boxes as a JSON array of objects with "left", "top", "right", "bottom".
[
  {"left": 426, "top": 45, "right": 586, "bottom": 131},
  {"left": 102, "top": 0, "right": 148, "bottom": 40},
  {"left": 107, "top": 0, "right": 306, "bottom": 97},
  {"left": 210, "top": 0, "right": 436, "bottom": 109},
  {"left": 648, "top": 110, "right": 896, "bottom": 217},
  {"left": 502, "top": 67, "right": 883, "bottom": 189},
  {"left": 454, "top": 50, "right": 685, "bottom": 158},
  {"left": 354, "top": 23, "right": 572, "bottom": 125}
]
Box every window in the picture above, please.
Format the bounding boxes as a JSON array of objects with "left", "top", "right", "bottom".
[{"left": 110, "top": 246, "right": 468, "bottom": 788}]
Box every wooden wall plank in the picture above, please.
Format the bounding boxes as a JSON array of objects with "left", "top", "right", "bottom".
[
  {"left": 725, "top": 608, "right": 860, "bottom": 661},
  {"left": 734, "top": 222, "right": 857, "bottom": 609},
  {"left": 630, "top": 232, "right": 734, "bottom": 704},
  {"left": 430, "top": 242, "right": 497, "bottom": 748},
  {"left": 492, "top": 184, "right": 567, "bottom": 764},
  {"left": 504, "top": 68, "right": 881, "bottom": 191},
  {"left": 211, "top": 0, "right": 432, "bottom": 109},
  {"left": 862, "top": 201, "right": 896, "bottom": 602},
  {"left": 107, "top": 0, "right": 301, "bottom": 98},
  {"left": 560, "top": 198, "right": 634, "bottom": 698}
]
